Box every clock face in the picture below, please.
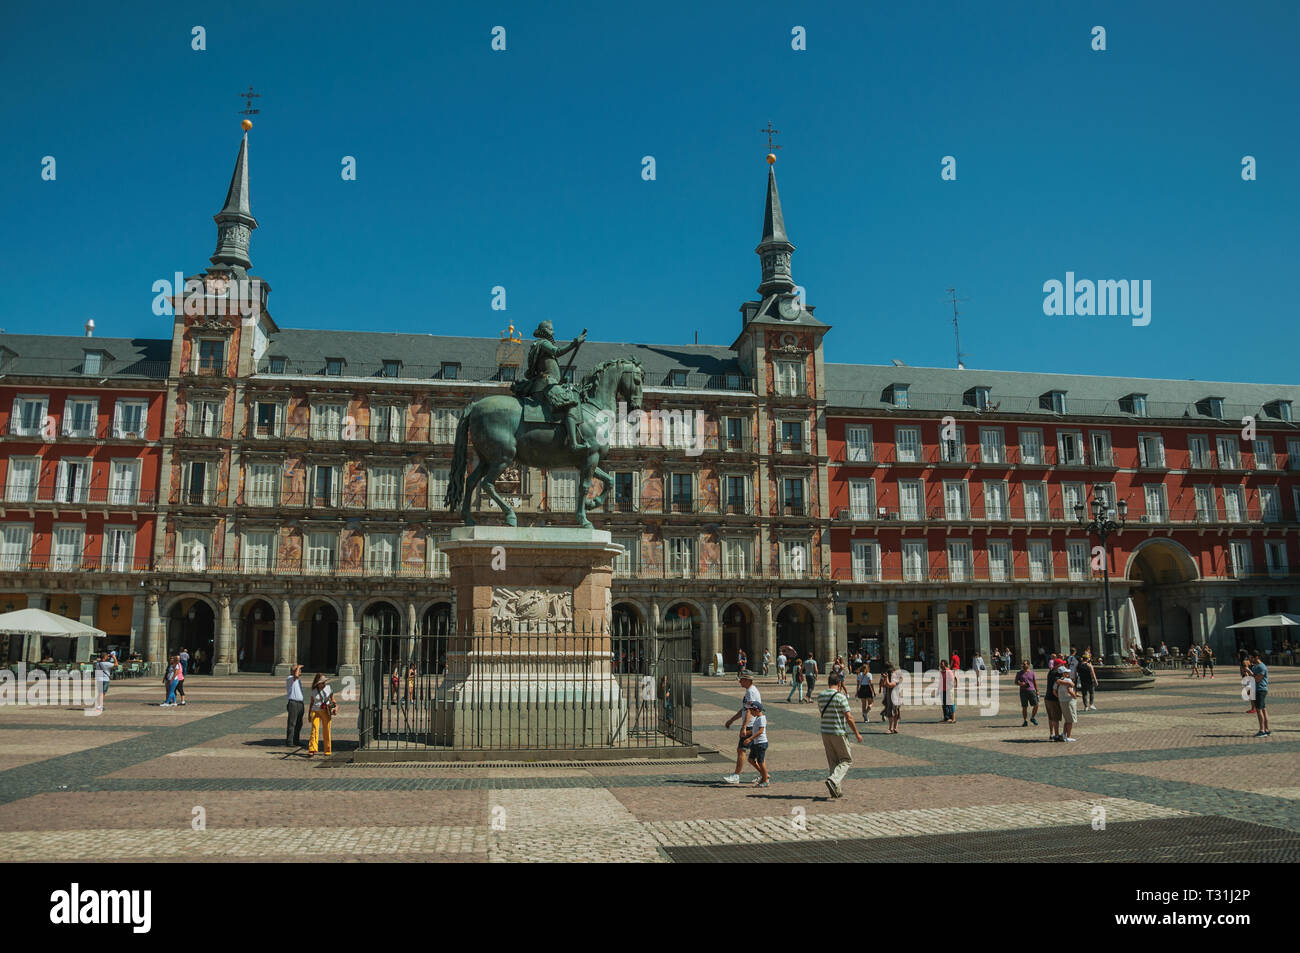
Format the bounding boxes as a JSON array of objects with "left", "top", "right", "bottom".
[{"left": 778, "top": 295, "right": 801, "bottom": 320}]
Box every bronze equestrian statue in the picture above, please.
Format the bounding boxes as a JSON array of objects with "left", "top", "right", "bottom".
[{"left": 444, "top": 325, "right": 644, "bottom": 528}]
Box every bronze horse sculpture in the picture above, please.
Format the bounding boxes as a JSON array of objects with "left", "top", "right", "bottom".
[{"left": 444, "top": 357, "right": 645, "bottom": 528}]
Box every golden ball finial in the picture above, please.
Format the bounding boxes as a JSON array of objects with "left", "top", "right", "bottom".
[
  {"left": 241, "top": 119, "right": 253, "bottom": 132},
  {"left": 766, "top": 153, "right": 777, "bottom": 165}
]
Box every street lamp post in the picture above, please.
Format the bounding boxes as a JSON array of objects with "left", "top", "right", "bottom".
[{"left": 1075, "top": 492, "right": 1127, "bottom": 666}]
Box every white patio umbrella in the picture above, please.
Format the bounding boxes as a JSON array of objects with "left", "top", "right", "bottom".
[
  {"left": 1227, "top": 613, "right": 1300, "bottom": 629},
  {"left": 0, "top": 608, "right": 105, "bottom": 662},
  {"left": 0, "top": 607, "right": 105, "bottom": 637}
]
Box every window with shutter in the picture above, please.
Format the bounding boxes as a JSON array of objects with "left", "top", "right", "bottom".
[
  {"left": 846, "top": 426, "right": 872, "bottom": 462},
  {"left": 1216, "top": 436, "right": 1240, "bottom": 469},
  {"left": 52, "top": 525, "right": 84, "bottom": 571},
  {"left": 103, "top": 526, "right": 134, "bottom": 571},
  {"left": 1253, "top": 438, "right": 1274, "bottom": 470},
  {"left": 368, "top": 468, "right": 401, "bottom": 510},
  {"left": 1143, "top": 485, "right": 1167, "bottom": 521},
  {"left": 1067, "top": 541, "right": 1089, "bottom": 580},
  {"left": 988, "top": 541, "right": 1010, "bottom": 581},
  {"left": 984, "top": 481, "right": 1007, "bottom": 520},
  {"left": 248, "top": 463, "right": 278, "bottom": 507},
  {"left": 1223, "top": 486, "right": 1244, "bottom": 522},
  {"left": 0, "top": 524, "right": 33, "bottom": 571},
  {"left": 946, "top": 541, "right": 971, "bottom": 582},
  {"left": 852, "top": 541, "right": 878, "bottom": 582},
  {"left": 114, "top": 400, "right": 146, "bottom": 438},
  {"left": 1023, "top": 482, "right": 1047, "bottom": 521},
  {"left": 366, "top": 534, "right": 397, "bottom": 575},
  {"left": 306, "top": 532, "right": 336, "bottom": 573},
  {"left": 1028, "top": 541, "right": 1051, "bottom": 581},
  {"left": 1194, "top": 486, "right": 1215, "bottom": 523},
  {"left": 613, "top": 536, "right": 638, "bottom": 576},
  {"left": 428, "top": 532, "right": 450, "bottom": 577},
  {"left": 1260, "top": 486, "right": 1281, "bottom": 522},
  {"left": 979, "top": 427, "right": 1004, "bottom": 464},
  {"left": 1019, "top": 429, "right": 1043, "bottom": 465},
  {"left": 902, "top": 541, "right": 926, "bottom": 582},
  {"left": 110, "top": 460, "right": 140, "bottom": 506},
  {"left": 243, "top": 531, "right": 274, "bottom": 572},
  {"left": 895, "top": 427, "right": 920, "bottom": 463},
  {"left": 550, "top": 470, "right": 578, "bottom": 511},
  {"left": 943, "top": 480, "right": 968, "bottom": 520},
  {"left": 849, "top": 478, "right": 875, "bottom": 519},
  {"left": 899, "top": 480, "right": 923, "bottom": 520},
  {"left": 6, "top": 458, "right": 38, "bottom": 503}
]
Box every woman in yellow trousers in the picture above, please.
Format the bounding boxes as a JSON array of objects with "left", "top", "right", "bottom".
[{"left": 307, "top": 673, "right": 336, "bottom": 758}]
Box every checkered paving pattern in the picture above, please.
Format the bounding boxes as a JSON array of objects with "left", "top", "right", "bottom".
[{"left": 0, "top": 667, "right": 1295, "bottom": 862}]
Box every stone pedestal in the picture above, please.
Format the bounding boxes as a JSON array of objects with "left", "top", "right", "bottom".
[{"left": 433, "top": 526, "right": 628, "bottom": 749}]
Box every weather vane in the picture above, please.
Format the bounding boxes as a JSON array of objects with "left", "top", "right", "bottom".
[
  {"left": 761, "top": 120, "right": 781, "bottom": 165},
  {"left": 238, "top": 85, "right": 260, "bottom": 130}
]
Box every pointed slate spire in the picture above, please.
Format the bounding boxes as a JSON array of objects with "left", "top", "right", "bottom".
[
  {"left": 756, "top": 163, "right": 795, "bottom": 296},
  {"left": 209, "top": 133, "right": 258, "bottom": 275}
]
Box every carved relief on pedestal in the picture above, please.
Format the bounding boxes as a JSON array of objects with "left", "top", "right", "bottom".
[{"left": 491, "top": 587, "right": 573, "bottom": 630}]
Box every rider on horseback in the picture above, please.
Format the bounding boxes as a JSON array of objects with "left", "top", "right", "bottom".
[{"left": 512, "top": 320, "right": 589, "bottom": 451}]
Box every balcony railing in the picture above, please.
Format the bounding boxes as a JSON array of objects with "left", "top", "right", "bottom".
[
  {"left": 832, "top": 502, "right": 1289, "bottom": 525},
  {"left": 2, "top": 485, "right": 156, "bottom": 508},
  {"left": 255, "top": 360, "right": 754, "bottom": 393},
  {"left": 0, "top": 356, "right": 169, "bottom": 381},
  {"left": 0, "top": 556, "right": 152, "bottom": 574}
]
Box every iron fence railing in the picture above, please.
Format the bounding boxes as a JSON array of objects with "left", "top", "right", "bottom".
[
  {"left": 256, "top": 360, "right": 754, "bottom": 393},
  {"left": 0, "top": 356, "right": 170, "bottom": 381},
  {"left": 357, "top": 618, "right": 693, "bottom": 752}
]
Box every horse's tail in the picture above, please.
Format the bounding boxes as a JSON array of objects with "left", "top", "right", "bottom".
[{"left": 444, "top": 408, "right": 472, "bottom": 511}]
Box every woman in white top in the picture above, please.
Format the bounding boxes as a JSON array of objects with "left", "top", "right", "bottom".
[{"left": 972, "top": 652, "right": 987, "bottom": 688}]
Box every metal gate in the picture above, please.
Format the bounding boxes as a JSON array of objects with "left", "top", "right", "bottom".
[{"left": 358, "top": 617, "right": 693, "bottom": 752}]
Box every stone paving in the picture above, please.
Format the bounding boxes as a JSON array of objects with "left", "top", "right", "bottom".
[{"left": 0, "top": 667, "right": 1294, "bottom": 862}]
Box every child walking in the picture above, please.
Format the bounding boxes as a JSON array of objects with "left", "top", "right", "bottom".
[{"left": 744, "top": 702, "right": 770, "bottom": 787}]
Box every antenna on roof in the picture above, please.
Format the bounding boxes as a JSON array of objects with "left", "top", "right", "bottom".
[{"left": 946, "top": 288, "right": 970, "bottom": 369}]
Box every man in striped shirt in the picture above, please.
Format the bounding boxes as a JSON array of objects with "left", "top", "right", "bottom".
[{"left": 818, "top": 672, "right": 863, "bottom": 798}]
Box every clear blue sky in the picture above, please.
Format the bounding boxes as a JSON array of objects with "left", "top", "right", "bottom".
[{"left": 2, "top": 1, "right": 1296, "bottom": 384}]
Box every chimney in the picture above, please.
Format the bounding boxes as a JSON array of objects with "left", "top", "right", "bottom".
[{"left": 84, "top": 319, "right": 95, "bottom": 337}]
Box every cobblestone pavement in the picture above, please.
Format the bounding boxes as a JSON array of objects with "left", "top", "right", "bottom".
[{"left": 0, "top": 667, "right": 1294, "bottom": 862}]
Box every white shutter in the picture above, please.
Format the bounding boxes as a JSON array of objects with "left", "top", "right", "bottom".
[
  {"left": 849, "top": 479, "right": 873, "bottom": 519},
  {"left": 54, "top": 460, "right": 68, "bottom": 503},
  {"left": 852, "top": 541, "right": 876, "bottom": 582},
  {"left": 846, "top": 426, "right": 872, "bottom": 462}
]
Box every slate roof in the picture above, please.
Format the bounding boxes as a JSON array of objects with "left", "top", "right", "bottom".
[
  {"left": 261, "top": 329, "right": 748, "bottom": 390},
  {"left": 0, "top": 334, "right": 171, "bottom": 381},
  {"left": 824, "top": 362, "right": 1300, "bottom": 423}
]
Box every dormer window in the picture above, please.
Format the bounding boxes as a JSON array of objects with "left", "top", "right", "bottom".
[
  {"left": 1264, "top": 399, "right": 1293, "bottom": 422},
  {"left": 668, "top": 369, "right": 688, "bottom": 388},
  {"left": 82, "top": 350, "right": 105, "bottom": 375},
  {"left": 964, "top": 386, "right": 991, "bottom": 411},
  {"left": 725, "top": 372, "right": 742, "bottom": 390},
  {"left": 1040, "top": 390, "right": 1068, "bottom": 414},
  {"left": 887, "top": 384, "right": 909, "bottom": 409},
  {"left": 1120, "top": 393, "right": 1148, "bottom": 417},
  {"left": 325, "top": 358, "right": 345, "bottom": 377},
  {"left": 381, "top": 360, "right": 401, "bottom": 378},
  {"left": 1198, "top": 396, "right": 1227, "bottom": 418},
  {"left": 440, "top": 362, "right": 460, "bottom": 380},
  {"left": 498, "top": 365, "right": 516, "bottom": 382},
  {"left": 269, "top": 356, "right": 287, "bottom": 374}
]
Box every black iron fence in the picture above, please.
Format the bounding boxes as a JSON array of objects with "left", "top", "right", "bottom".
[{"left": 357, "top": 617, "right": 693, "bottom": 752}]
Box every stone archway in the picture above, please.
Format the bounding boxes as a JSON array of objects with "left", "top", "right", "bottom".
[
  {"left": 239, "top": 598, "right": 276, "bottom": 672},
  {"left": 721, "top": 602, "right": 753, "bottom": 672},
  {"left": 166, "top": 597, "right": 215, "bottom": 672},
  {"left": 776, "top": 602, "right": 816, "bottom": 659},
  {"left": 298, "top": 599, "right": 340, "bottom": 673},
  {"left": 664, "top": 602, "right": 703, "bottom": 673},
  {"left": 1125, "top": 539, "right": 1200, "bottom": 651}
]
